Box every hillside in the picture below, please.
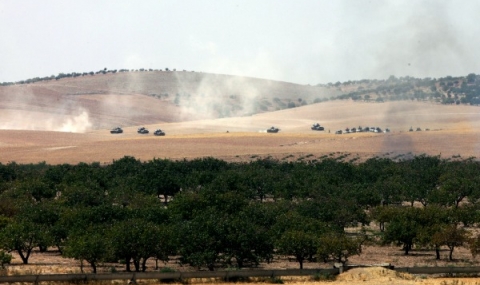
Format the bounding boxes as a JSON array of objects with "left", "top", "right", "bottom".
[
  {"left": 1, "top": 71, "right": 480, "bottom": 164},
  {"left": 0, "top": 71, "right": 336, "bottom": 131},
  {"left": 320, "top": 73, "right": 480, "bottom": 105}
]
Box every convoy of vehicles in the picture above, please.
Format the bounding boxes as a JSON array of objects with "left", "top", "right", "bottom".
[{"left": 111, "top": 123, "right": 398, "bottom": 136}]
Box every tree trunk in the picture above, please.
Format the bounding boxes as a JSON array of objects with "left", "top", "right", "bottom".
[
  {"left": 56, "top": 245, "right": 63, "bottom": 255},
  {"left": 449, "top": 246, "right": 454, "bottom": 261},
  {"left": 125, "top": 257, "right": 132, "bottom": 272},
  {"left": 90, "top": 261, "right": 97, "bottom": 274},
  {"left": 403, "top": 244, "right": 411, "bottom": 255},
  {"left": 237, "top": 258, "right": 244, "bottom": 268},
  {"left": 435, "top": 247, "right": 440, "bottom": 260},
  {"left": 141, "top": 258, "right": 148, "bottom": 272},
  {"left": 298, "top": 258, "right": 304, "bottom": 270},
  {"left": 133, "top": 259, "right": 140, "bottom": 272},
  {"left": 17, "top": 249, "right": 31, "bottom": 264}
]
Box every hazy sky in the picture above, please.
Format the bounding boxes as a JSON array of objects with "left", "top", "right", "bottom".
[{"left": 1, "top": 1, "right": 479, "bottom": 85}]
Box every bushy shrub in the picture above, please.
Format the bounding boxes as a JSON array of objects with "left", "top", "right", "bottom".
[{"left": 0, "top": 251, "right": 12, "bottom": 268}]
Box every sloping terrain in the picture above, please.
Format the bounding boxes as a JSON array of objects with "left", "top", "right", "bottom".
[
  {"left": 0, "top": 71, "right": 336, "bottom": 131},
  {"left": 1, "top": 72, "right": 480, "bottom": 164}
]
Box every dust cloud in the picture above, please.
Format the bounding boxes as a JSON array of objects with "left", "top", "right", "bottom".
[
  {"left": 174, "top": 73, "right": 261, "bottom": 120},
  {"left": 0, "top": 108, "right": 92, "bottom": 133},
  {"left": 50, "top": 110, "right": 92, "bottom": 132}
]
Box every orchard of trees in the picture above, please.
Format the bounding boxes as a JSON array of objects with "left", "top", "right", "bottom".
[{"left": 1, "top": 155, "right": 480, "bottom": 273}]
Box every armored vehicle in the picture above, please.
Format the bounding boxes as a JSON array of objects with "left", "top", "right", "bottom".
[
  {"left": 137, "top": 127, "right": 149, "bottom": 134},
  {"left": 311, "top": 123, "right": 325, "bottom": 131},
  {"left": 267, "top": 126, "right": 280, "bottom": 133},
  {"left": 110, "top": 127, "right": 123, "bottom": 134},
  {"left": 154, "top": 129, "right": 166, "bottom": 136}
]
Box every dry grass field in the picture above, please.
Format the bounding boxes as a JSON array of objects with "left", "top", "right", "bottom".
[
  {"left": 4, "top": 247, "right": 480, "bottom": 285},
  {"left": 1, "top": 100, "right": 480, "bottom": 165}
]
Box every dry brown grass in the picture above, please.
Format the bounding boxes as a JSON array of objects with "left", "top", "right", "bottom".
[
  {"left": 1, "top": 100, "right": 480, "bottom": 164},
  {"left": 0, "top": 128, "right": 478, "bottom": 165},
  {"left": 2, "top": 223, "right": 480, "bottom": 283}
]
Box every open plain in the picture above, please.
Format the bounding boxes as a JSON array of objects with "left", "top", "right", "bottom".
[{"left": 1, "top": 100, "right": 480, "bottom": 164}]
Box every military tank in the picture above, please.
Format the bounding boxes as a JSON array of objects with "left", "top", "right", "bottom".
[
  {"left": 137, "top": 127, "right": 149, "bottom": 134},
  {"left": 311, "top": 123, "right": 324, "bottom": 131},
  {"left": 267, "top": 126, "right": 280, "bottom": 133},
  {"left": 110, "top": 127, "right": 123, "bottom": 134},
  {"left": 154, "top": 129, "right": 166, "bottom": 136}
]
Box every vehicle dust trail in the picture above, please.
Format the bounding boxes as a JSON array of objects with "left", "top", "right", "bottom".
[
  {"left": 174, "top": 72, "right": 262, "bottom": 121},
  {"left": 0, "top": 84, "right": 93, "bottom": 133},
  {"left": 0, "top": 108, "right": 92, "bottom": 133}
]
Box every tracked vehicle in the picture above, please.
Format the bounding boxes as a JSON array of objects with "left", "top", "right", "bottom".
[
  {"left": 154, "top": 129, "right": 166, "bottom": 136},
  {"left": 311, "top": 123, "right": 325, "bottom": 131},
  {"left": 110, "top": 127, "right": 123, "bottom": 134},
  {"left": 137, "top": 127, "right": 149, "bottom": 134},
  {"left": 267, "top": 126, "right": 280, "bottom": 133}
]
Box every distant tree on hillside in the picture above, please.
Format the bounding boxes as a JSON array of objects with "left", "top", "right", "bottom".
[{"left": 467, "top": 73, "right": 476, "bottom": 84}]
